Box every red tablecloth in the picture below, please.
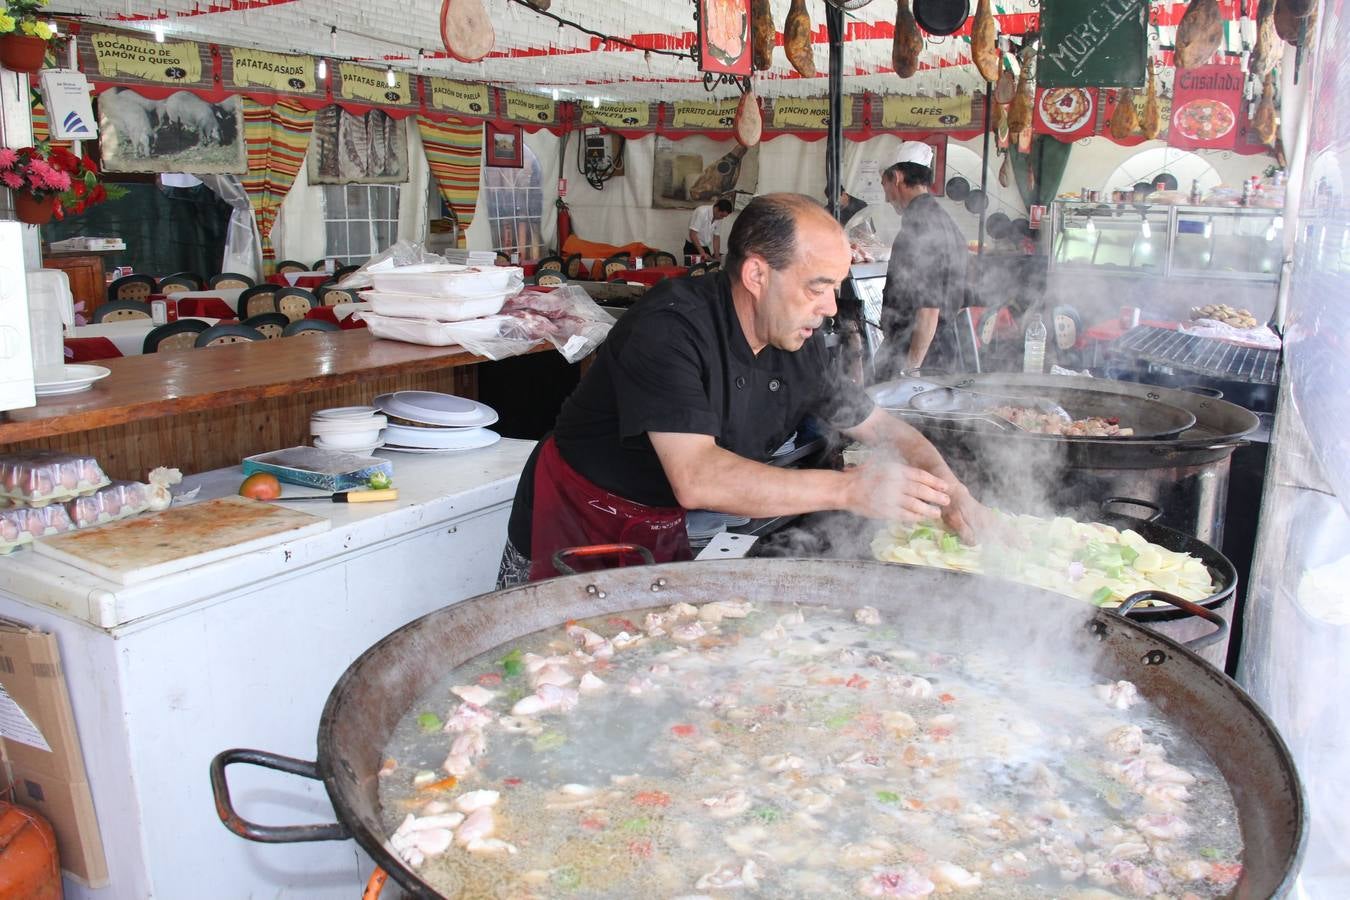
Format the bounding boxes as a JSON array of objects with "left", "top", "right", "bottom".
[
  {"left": 266, "top": 273, "right": 328, "bottom": 289},
  {"left": 1083, "top": 318, "right": 1179, "bottom": 344},
  {"left": 608, "top": 265, "right": 688, "bottom": 285},
  {"left": 305, "top": 306, "right": 368, "bottom": 329},
  {"left": 176, "top": 297, "right": 237, "bottom": 319},
  {"left": 65, "top": 337, "right": 123, "bottom": 362}
]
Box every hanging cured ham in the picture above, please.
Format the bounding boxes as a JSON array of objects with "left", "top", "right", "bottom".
[
  {"left": 1110, "top": 88, "right": 1140, "bottom": 140},
  {"left": 1253, "top": 76, "right": 1278, "bottom": 145},
  {"left": 783, "top": 0, "right": 816, "bottom": 78},
  {"left": 1251, "top": 0, "right": 1282, "bottom": 79},
  {"left": 735, "top": 90, "right": 762, "bottom": 147},
  {"left": 440, "top": 0, "right": 495, "bottom": 63},
  {"left": 1175, "top": 0, "right": 1223, "bottom": 69},
  {"left": 1006, "top": 65, "right": 1031, "bottom": 138},
  {"left": 1140, "top": 63, "right": 1161, "bottom": 139},
  {"left": 892, "top": 0, "right": 923, "bottom": 79},
  {"left": 971, "top": 0, "right": 1000, "bottom": 84},
  {"left": 1277, "top": 0, "right": 1315, "bottom": 15},
  {"left": 1275, "top": 0, "right": 1316, "bottom": 45},
  {"left": 751, "top": 0, "right": 774, "bottom": 70}
]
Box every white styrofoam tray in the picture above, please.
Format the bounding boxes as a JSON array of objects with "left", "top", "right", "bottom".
[
  {"left": 358, "top": 288, "right": 511, "bottom": 322},
  {"left": 370, "top": 264, "right": 522, "bottom": 298}
]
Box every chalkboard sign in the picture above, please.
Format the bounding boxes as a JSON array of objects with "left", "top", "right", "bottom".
[{"left": 1038, "top": 0, "right": 1149, "bottom": 88}]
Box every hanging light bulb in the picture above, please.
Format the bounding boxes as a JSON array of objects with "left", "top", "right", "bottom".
[
  {"left": 592, "top": 97, "right": 601, "bottom": 108},
  {"left": 330, "top": 25, "right": 338, "bottom": 54},
  {"left": 153, "top": 23, "right": 165, "bottom": 42},
  {"left": 317, "top": 58, "right": 327, "bottom": 80},
  {"left": 1203, "top": 218, "right": 1213, "bottom": 239},
  {"left": 552, "top": 88, "right": 560, "bottom": 101},
  {"left": 1140, "top": 216, "right": 1151, "bottom": 239},
  {"left": 1085, "top": 217, "right": 1096, "bottom": 235},
  {"left": 386, "top": 66, "right": 397, "bottom": 87},
  {"left": 416, "top": 49, "right": 425, "bottom": 74}
]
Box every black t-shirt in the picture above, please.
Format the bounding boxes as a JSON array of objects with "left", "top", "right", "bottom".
[
  {"left": 507, "top": 272, "right": 875, "bottom": 553},
  {"left": 880, "top": 192, "right": 968, "bottom": 373}
]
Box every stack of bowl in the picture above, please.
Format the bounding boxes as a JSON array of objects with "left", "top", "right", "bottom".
[
  {"left": 309, "top": 407, "right": 387, "bottom": 454},
  {"left": 374, "top": 391, "right": 501, "bottom": 454}
]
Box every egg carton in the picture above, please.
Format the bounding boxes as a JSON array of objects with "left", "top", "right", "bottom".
[
  {"left": 0, "top": 451, "right": 110, "bottom": 507},
  {"left": 66, "top": 481, "right": 152, "bottom": 529},
  {"left": 0, "top": 503, "right": 77, "bottom": 554}
]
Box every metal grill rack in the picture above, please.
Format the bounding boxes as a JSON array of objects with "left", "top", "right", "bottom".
[{"left": 1112, "top": 326, "right": 1281, "bottom": 385}]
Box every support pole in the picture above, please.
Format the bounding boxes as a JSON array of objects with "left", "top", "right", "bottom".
[
  {"left": 825, "top": 4, "right": 845, "bottom": 221},
  {"left": 977, "top": 84, "right": 992, "bottom": 257}
]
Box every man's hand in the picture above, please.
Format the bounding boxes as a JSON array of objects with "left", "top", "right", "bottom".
[
  {"left": 939, "top": 484, "right": 990, "bottom": 545},
  {"left": 841, "top": 462, "right": 952, "bottom": 522}
]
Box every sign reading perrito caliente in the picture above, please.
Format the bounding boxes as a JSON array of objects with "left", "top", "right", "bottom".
[
  {"left": 91, "top": 32, "right": 203, "bottom": 84},
  {"left": 771, "top": 97, "right": 853, "bottom": 130},
  {"left": 337, "top": 63, "right": 411, "bottom": 105},
  {"left": 230, "top": 48, "right": 315, "bottom": 94},
  {"left": 503, "top": 90, "right": 555, "bottom": 124},
  {"left": 580, "top": 101, "right": 651, "bottom": 129},
  {"left": 672, "top": 99, "right": 739, "bottom": 130},
  {"left": 1038, "top": 0, "right": 1149, "bottom": 88},
  {"left": 879, "top": 94, "right": 973, "bottom": 130},
  {"left": 426, "top": 77, "right": 491, "bottom": 117}
]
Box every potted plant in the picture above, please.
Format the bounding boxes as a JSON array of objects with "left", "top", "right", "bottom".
[
  {"left": 2, "top": 143, "right": 126, "bottom": 225},
  {"left": 0, "top": 0, "right": 55, "bottom": 73}
]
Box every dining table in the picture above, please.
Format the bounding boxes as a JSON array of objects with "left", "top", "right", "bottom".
[
  {"left": 607, "top": 265, "right": 688, "bottom": 286},
  {"left": 69, "top": 317, "right": 221, "bottom": 357},
  {"left": 266, "top": 272, "right": 330, "bottom": 290}
]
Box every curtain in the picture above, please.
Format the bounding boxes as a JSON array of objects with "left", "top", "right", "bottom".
[
  {"left": 241, "top": 98, "right": 316, "bottom": 268},
  {"left": 416, "top": 116, "right": 484, "bottom": 247},
  {"left": 1010, "top": 136, "right": 1073, "bottom": 208}
]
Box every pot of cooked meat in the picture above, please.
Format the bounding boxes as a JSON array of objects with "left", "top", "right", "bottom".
[{"left": 211, "top": 558, "right": 1305, "bottom": 899}]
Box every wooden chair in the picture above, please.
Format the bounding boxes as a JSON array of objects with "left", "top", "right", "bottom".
[
  {"left": 92, "top": 300, "right": 152, "bottom": 322},
  {"left": 243, "top": 313, "right": 290, "bottom": 339},
  {"left": 142, "top": 320, "right": 209, "bottom": 354},
  {"left": 563, "top": 253, "right": 585, "bottom": 280},
  {"left": 237, "top": 285, "right": 279, "bottom": 319},
  {"left": 334, "top": 264, "right": 360, "bottom": 281},
  {"left": 209, "top": 273, "right": 255, "bottom": 289},
  {"left": 653, "top": 250, "right": 678, "bottom": 268},
  {"left": 194, "top": 324, "right": 265, "bottom": 347},
  {"left": 283, "top": 319, "right": 340, "bottom": 337},
  {"left": 686, "top": 263, "right": 709, "bottom": 278},
  {"left": 318, "top": 285, "right": 358, "bottom": 307},
  {"left": 311, "top": 260, "right": 331, "bottom": 271},
  {"left": 495, "top": 251, "right": 511, "bottom": 266},
  {"left": 601, "top": 254, "right": 631, "bottom": 280},
  {"left": 107, "top": 274, "right": 156, "bottom": 302},
  {"left": 158, "top": 272, "right": 203, "bottom": 295},
  {"left": 531, "top": 272, "right": 569, "bottom": 287},
  {"left": 274, "top": 259, "right": 309, "bottom": 274},
  {"left": 274, "top": 287, "right": 318, "bottom": 322},
  {"left": 535, "top": 254, "right": 565, "bottom": 274}
]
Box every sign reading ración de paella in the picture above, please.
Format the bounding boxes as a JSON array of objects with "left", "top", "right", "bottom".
[
  {"left": 90, "top": 32, "right": 204, "bottom": 85},
  {"left": 1169, "top": 64, "right": 1243, "bottom": 151},
  {"left": 425, "top": 77, "right": 492, "bottom": 118}
]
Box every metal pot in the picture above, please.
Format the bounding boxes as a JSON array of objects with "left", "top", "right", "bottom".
[
  {"left": 210, "top": 559, "right": 1306, "bottom": 898},
  {"left": 964, "top": 188, "right": 989, "bottom": 214},
  {"left": 906, "top": 384, "right": 1198, "bottom": 439},
  {"left": 945, "top": 176, "right": 970, "bottom": 201},
  {"left": 913, "top": 0, "right": 969, "bottom": 36}
]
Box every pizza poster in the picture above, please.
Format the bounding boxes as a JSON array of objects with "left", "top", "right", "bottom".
[
  {"left": 1032, "top": 87, "right": 1099, "bottom": 140},
  {"left": 1168, "top": 64, "right": 1243, "bottom": 151}
]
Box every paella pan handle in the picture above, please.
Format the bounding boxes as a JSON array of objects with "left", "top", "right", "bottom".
[
  {"left": 1117, "top": 591, "right": 1229, "bottom": 651},
  {"left": 209, "top": 748, "right": 351, "bottom": 843},
  {"left": 552, "top": 543, "right": 656, "bottom": 575},
  {"left": 1101, "top": 497, "right": 1164, "bottom": 523}
]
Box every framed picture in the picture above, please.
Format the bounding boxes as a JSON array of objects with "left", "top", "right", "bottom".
[
  {"left": 697, "top": 0, "right": 751, "bottom": 77},
  {"left": 486, "top": 122, "right": 523, "bottom": 169},
  {"left": 308, "top": 106, "right": 409, "bottom": 185},
  {"left": 924, "top": 135, "right": 948, "bottom": 197},
  {"left": 97, "top": 88, "right": 246, "bottom": 174},
  {"left": 652, "top": 136, "right": 760, "bottom": 210}
]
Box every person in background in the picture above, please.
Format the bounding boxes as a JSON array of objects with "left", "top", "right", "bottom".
[
  {"left": 833, "top": 187, "right": 868, "bottom": 226},
  {"left": 879, "top": 141, "right": 968, "bottom": 377},
  {"left": 498, "top": 193, "right": 985, "bottom": 587},
  {"left": 686, "top": 196, "right": 735, "bottom": 262}
]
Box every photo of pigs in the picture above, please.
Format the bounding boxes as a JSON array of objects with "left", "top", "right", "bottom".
[{"left": 97, "top": 88, "right": 246, "bottom": 174}]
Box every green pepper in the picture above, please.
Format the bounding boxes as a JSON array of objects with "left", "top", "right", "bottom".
[
  {"left": 416, "top": 712, "right": 442, "bottom": 733},
  {"left": 1120, "top": 546, "right": 1139, "bottom": 564},
  {"left": 824, "top": 712, "right": 854, "bottom": 729},
  {"left": 910, "top": 525, "right": 935, "bottom": 541},
  {"left": 939, "top": 533, "right": 961, "bottom": 553},
  {"left": 552, "top": 866, "right": 582, "bottom": 890},
  {"left": 751, "top": 806, "right": 780, "bottom": 823},
  {"left": 1090, "top": 586, "right": 1115, "bottom": 606},
  {"left": 1200, "top": 847, "right": 1223, "bottom": 860},
  {"left": 500, "top": 648, "right": 524, "bottom": 677},
  {"left": 367, "top": 472, "right": 393, "bottom": 490},
  {"left": 620, "top": 816, "right": 652, "bottom": 832},
  {"left": 533, "top": 731, "right": 566, "bottom": 752},
  {"left": 875, "top": 790, "right": 900, "bottom": 804}
]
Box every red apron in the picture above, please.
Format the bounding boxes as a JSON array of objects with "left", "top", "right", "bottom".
[{"left": 528, "top": 437, "right": 691, "bottom": 581}]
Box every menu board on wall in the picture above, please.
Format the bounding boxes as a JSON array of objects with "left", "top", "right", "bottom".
[
  {"left": 503, "top": 89, "right": 556, "bottom": 125},
  {"left": 337, "top": 64, "right": 411, "bottom": 105},
  {"left": 771, "top": 97, "right": 853, "bottom": 130},
  {"left": 671, "top": 99, "right": 739, "bottom": 130},
  {"left": 1038, "top": 0, "right": 1149, "bottom": 88},
  {"left": 581, "top": 101, "right": 652, "bottom": 129},
  {"left": 229, "top": 48, "right": 316, "bottom": 93},
  {"left": 426, "top": 77, "right": 491, "bottom": 117},
  {"left": 90, "top": 32, "right": 204, "bottom": 85},
  {"left": 879, "top": 95, "right": 972, "bottom": 130},
  {"left": 1169, "top": 64, "right": 1244, "bottom": 151}
]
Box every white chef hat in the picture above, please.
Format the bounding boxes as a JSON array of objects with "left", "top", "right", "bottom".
[{"left": 895, "top": 141, "right": 934, "bottom": 168}]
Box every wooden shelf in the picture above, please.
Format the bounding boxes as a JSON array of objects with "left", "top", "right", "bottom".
[{"left": 0, "top": 330, "right": 543, "bottom": 444}]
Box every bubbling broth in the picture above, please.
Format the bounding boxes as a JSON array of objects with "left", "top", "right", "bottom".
[{"left": 378, "top": 599, "right": 1243, "bottom": 898}]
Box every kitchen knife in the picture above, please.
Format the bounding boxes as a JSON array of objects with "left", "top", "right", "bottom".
[{"left": 282, "top": 489, "right": 399, "bottom": 503}]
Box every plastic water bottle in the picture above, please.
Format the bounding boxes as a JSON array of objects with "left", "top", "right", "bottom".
[{"left": 1023, "top": 313, "right": 1047, "bottom": 374}]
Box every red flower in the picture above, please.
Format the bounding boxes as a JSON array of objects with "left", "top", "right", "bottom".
[{"left": 90, "top": 184, "right": 107, "bottom": 203}]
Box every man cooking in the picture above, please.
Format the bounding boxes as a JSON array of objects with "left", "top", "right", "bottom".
[
  {"left": 879, "top": 141, "right": 969, "bottom": 377},
  {"left": 498, "top": 193, "right": 985, "bottom": 586},
  {"left": 685, "top": 196, "right": 735, "bottom": 262}
]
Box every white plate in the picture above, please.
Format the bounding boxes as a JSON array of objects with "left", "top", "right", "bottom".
[
  {"left": 313, "top": 437, "right": 384, "bottom": 454},
  {"left": 380, "top": 432, "right": 501, "bottom": 454},
  {"left": 34, "top": 365, "right": 111, "bottom": 397},
  {"left": 382, "top": 424, "right": 499, "bottom": 450},
  {"left": 374, "top": 392, "right": 499, "bottom": 428},
  {"left": 314, "top": 406, "right": 379, "bottom": 420}
]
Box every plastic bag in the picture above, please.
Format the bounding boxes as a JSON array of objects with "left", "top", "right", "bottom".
[
  {"left": 503, "top": 285, "right": 617, "bottom": 363},
  {"left": 338, "top": 241, "right": 451, "bottom": 291}
]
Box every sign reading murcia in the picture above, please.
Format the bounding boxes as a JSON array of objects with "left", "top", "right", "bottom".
[
  {"left": 880, "top": 94, "right": 973, "bottom": 129},
  {"left": 230, "top": 48, "right": 315, "bottom": 93},
  {"left": 503, "top": 90, "right": 555, "bottom": 124},
  {"left": 581, "top": 102, "right": 651, "bottom": 129},
  {"left": 337, "top": 64, "right": 410, "bottom": 105},
  {"left": 672, "top": 99, "right": 739, "bottom": 130},
  {"left": 91, "top": 32, "right": 203, "bottom": 84},
  {"left": 771, "top": 97, "right": 853, "bottom": 130},
  {"left": 426, "top": 78, "right": 491, "bottom": 117}
]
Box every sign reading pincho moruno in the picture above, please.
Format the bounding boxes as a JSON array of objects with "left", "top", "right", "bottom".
[
  {"left": 672, "top": 99, "right": 739, "bottom": 130},
  {"left": 580, "top": 101, "right": 652, "bottom": 129},
  {"left": 230, "top": 48, "right": 316, "bottom": 93},
  {"left": 771, "top": 97, "right": 853, "bottom": 130},
  {"left": 503, "top": 90, "right": 555, "bottom": 124},
  {"left": 880, "top": 94, "right": 973, "bottom": 130},
  {"left": 91, "top": 31, "right": 203, "bottom": 84},
  {"left": 426, "top": 77, "right": 491, "bottom": 117},
  {"left": 337, "top": 63, "right": 411, "bottom": 106}
]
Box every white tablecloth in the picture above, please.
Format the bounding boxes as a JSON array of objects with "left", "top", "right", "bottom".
[{"left": 72, "top": 317, "right": 219, "bottom": 356}]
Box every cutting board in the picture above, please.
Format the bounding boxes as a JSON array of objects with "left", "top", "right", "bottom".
[{"left": 34, "top": 496, "right": 331, "bottom": 586}]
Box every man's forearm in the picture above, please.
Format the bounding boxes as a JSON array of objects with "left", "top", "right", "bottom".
[{"left": 906, "top": 308, "right": 940, "bottom": 369}]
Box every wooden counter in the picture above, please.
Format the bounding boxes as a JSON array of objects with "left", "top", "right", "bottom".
[{"left": 0, "top": 330, "right": 549, "bottom": 480}]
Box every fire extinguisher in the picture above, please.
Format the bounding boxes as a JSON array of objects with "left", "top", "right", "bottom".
[{"left": 555, "top": 198, "right": 572, "bottom": 249}]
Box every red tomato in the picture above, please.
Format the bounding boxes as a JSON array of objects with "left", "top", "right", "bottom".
[
  {"left": 633, "top": 791, "right": 670, "bottom": 807},
  {"left": 670, "top": 724, "right": 697, "bottom": 738},
  {"left": 477, "top": 673, "right": 503, "bottom": 686}
]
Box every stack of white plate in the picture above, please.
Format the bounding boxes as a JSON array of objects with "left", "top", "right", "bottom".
[
  {"left": 373, "top": 392, "right": 501, "bottom": 454},
  {"left": 310, "top": 406, "right": 386, "bottom": 453}
]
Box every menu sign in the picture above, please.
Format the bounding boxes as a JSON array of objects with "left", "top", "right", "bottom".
[
  {"left": 1032, "top": 87, "right": 1099, "bottom": 140},
  {"left": 581, "top": 101, "right": 652, "bottom": 129},
  {"left": 337, "top": 64, "right": 410, "bottom": 105},
  {"left": 771, "top": 97, "right": 853, "bottom": 130},
  {"left": 1169, "top": 64, "right": 1243, "bottom": 151},
  {"left": 503, "top": 89, "right": 555, "bottom": 124},
  {"left": 230, "top": 48, "right": 315, "bottom": 93},
  {"left": 879, "top": 94, "right": 972, "bottom": 130},
  {"left": 1038, "top": 0, "right": 1148, "bottom": 88},
  {"left": 672, "top": 99, "right": 739, "bottom": 130},
  {"left": 91, "top": 32, "right": 203, "bottom": 84},
  {"left": 426, "top": 77, "right": 491, "bottom": 117}
]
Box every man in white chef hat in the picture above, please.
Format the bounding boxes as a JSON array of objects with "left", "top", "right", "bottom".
[{"left": 879, "top": 140, "right": 968, "bottom": 377}]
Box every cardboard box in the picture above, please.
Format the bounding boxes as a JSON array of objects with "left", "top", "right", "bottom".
[{"left": 0, "top": 621, "right": 109, "bottom": 887}]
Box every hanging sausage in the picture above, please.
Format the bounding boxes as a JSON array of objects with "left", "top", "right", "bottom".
[
  {"left": 893, "top": 0, "right": 924, "bottom": 79},
  {"left": 735, "top": 90, "right": 763, "bottom": 147},
  {"left": 1110, "top": 87, "right": 1140, "bottom": 140},
  {"left": 1140, "top": 62, "right": 1161, "bottom": 139},
  {"left": 1253, "top": 75, "right": 1278, "bottom": 145},
  {"left": 1251, "top": 0, "right": 1282, "bottom": 79},
  {"left": 1175, "top": 0, "right": 1223, "bottom": 70},
  {"left": 751, "top": 0, "right": 775, "bottom": 71},
  {"left": 1274, "top": 0, "right": 1316, "bottom": 45},
  {"left": 783, "top": 0, "right": 817, "bottom": 78},
  {"left": 971, "top": 0, "right": 1000, "bottom": 84}
]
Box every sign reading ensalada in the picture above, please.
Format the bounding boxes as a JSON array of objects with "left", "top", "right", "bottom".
[
  {"left": 672, "top": 99, "right": 739, "bottom": 130},
  {"left": 879, "top": 94, "right": 972, "bottom": 129},
  {"left": 230, "top": 48, "right": 315, "bottom": 93},
  {"left": 581, "top": 101, "right": 651, "bottom": 129},
  {"left": 503, "top": 90, "right": 555, "bottom": 124},
  {"left": 337, "top": 64, "right": 410, "bottom": 105},
  {"left": 1169, "top": 64, "right": 1243, "bottom": 151},
  {"left": 426, "top": 77, "right": 491, "bottom": 117},
  {"left": 91, "top": 32, "right": 203, "bottom": 84},
  {"left": 771, "top": 97, "right": 853, "bottom": 130}
]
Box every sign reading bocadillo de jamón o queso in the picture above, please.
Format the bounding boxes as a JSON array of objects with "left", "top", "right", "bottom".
[{"left": 90, "top": 31, "right": 205, "bottom": 85}]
